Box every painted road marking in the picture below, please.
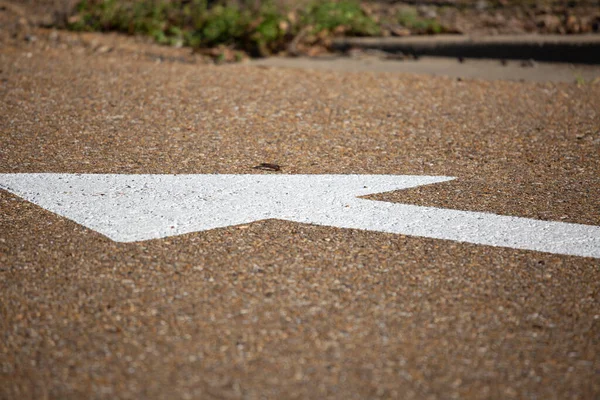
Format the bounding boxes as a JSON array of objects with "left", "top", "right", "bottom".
[{"left": 0, "top": 173, "right": 599, "bottom": 258}]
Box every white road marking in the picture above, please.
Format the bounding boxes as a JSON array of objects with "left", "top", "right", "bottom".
[{"left": 0, "top": 173, "right": 599, "bottom": 258}]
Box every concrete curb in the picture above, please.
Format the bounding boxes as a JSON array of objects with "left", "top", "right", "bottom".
[{"left": 332, "top": 34, "right": 600, "bottom": 64}]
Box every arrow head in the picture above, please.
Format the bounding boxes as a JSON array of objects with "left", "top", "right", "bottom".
[{"left": 0, "top": 174, "right": 454, "bottom": 242}]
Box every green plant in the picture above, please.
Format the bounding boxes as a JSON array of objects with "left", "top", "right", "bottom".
[
  {"left": 200, "top": 5, "right": 247, "bottom": 45},
  {"left": 248, "top": 3, "right": 292, "bottom": 56},
  {"left": 302, "top": 1, "right": 380, "bottom": 36},
  {"left": 68, "top": 0, "right": 169, "bottom": 34},
  {"left": 574, "top": 73, "right": 586, "bottom": 86}
]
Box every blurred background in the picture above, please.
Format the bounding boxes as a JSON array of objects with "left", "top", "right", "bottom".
[{"left": 3, "top": 0, "right": 599, "bottom": 58}]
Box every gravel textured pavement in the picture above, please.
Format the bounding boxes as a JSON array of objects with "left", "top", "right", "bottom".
[{"left": 1, "top": 33, "right": 599, "bottom": 399}]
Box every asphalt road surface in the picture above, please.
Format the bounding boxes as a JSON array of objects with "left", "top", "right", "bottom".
[{"left": 1, "top": 35, "right": 599, "bottom": 399}]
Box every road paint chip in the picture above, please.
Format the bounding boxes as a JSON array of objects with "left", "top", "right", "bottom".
[{"left": 0, "top": 173, "right": 599, "bottom": 258}]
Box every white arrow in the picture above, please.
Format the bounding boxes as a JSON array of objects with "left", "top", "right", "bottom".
[{"left": 0, "top": 173, "right": 598, "bottom": 258}]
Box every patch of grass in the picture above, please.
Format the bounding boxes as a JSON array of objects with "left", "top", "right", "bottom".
[
  {"left": 396, "top": 7, "right": 444, "bottom": 34},
  {"left": 68, "top": 0, "right": 294, "bottom": 56},
  {"left": 66, "top": 0, "right": 382, "bottom": 57},
  {"left": 69, "top": 0, "right": 183, "bottom": 45}
]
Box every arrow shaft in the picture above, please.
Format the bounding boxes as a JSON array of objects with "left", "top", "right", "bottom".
[{"left": 290, "top": 200, "right": 600, "bottom": 258}]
